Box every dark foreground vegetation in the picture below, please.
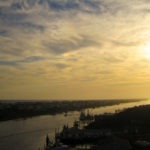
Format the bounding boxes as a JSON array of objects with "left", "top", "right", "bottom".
[
  {"left": 86, "top": 104, "right": 150, "bottom": 150},
  {"left": 0, "top": 99, "right": 143, "bottom": 121}
]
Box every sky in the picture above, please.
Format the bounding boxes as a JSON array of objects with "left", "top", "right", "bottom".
[{"left": 0, "top": 0, "right": 150, "bottom": 100}]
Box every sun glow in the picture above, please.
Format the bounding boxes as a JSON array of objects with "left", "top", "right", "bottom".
[{"left": 140, "top": 42, "right": 150, "bottom": 58}]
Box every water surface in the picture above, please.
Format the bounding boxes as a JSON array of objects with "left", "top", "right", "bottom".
[{"left": 0, "top": 99, "right": 149, "bottom": 150}]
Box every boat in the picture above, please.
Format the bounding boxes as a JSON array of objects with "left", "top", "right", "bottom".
[
  {"left": 57, "top": 121, "right": 112, "bottom": 145},
  {"left": 79, "top": 110, "right": 94, "bottom": 122},
  {"left": 45, "top": 135, "right": 69, "bottom": 150}
]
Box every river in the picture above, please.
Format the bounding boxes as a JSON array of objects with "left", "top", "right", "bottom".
[{"left": 0, "top": 99, "right": 150, "bottom": 150}]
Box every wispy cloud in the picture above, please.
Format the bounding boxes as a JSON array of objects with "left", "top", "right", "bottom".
[
  {"left": 0, "top": 56, "right": 45, "bottom": 66},
  {"left": 53, "top": 63, "right": 69, "bottom": 69},
  {"left": 1, "top": 0, "right": 150, "bottom": 99},
  {"left": 44, "top": 35, "right": 100, "bottom": 54}
]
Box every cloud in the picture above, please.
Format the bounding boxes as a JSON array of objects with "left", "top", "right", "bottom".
[
  {"left": 0, "top": 60, "right": 17, "bottom": 66},
  {"left": 1, "top": 0, "right": 150, "bottom": 99},
  {"left": 1, "top": 0, "right": 103, "bottom": 14},
  {"left": 0, "top": 0, "right": 149, "bottom": 61},
  {"left": 53, "top": 63, "right": 69, "bottom": 69},
  {"left": 0, "top": 6, "right": 27, "bottom": 23},
  {"left": 111, "top": 38, "right": 142, "bottom": 47},
  {"left": 44, "top": 35, "right": 100, "bottom": 54},
  {"left": 0, "top": 30, "right": 7, "bottom": 35},
  {"left": 0, "top": 56, "right": 45, "bottom": 66},
  {"left": 14, "top": 22, "right": 45, "bottom": 31},
  {"left": 20, "top": 56, "right": 46, "bottom": 63}
]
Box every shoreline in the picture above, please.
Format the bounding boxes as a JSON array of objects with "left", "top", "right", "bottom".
[{"left": 0, "top": 99, "right": 146, "bottom": 122}]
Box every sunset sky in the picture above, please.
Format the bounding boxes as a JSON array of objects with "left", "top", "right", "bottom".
[{"left": 0, "top": 0, "right": 150, "bottom": 100}]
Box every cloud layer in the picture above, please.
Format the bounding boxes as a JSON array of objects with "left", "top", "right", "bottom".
[{"left": 1, "top": 0, "right": 150, "bottom": 99}]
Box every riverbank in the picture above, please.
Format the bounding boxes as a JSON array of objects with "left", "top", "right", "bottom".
[
  {"left": 43, "top": 103, "right": 150, "bottom": 150},
  {"left": 0, "top": 99, "right": 144, "bottom": 122},
  {"left": 85, "top": 104, "right": 150, "bottom": 150}
]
